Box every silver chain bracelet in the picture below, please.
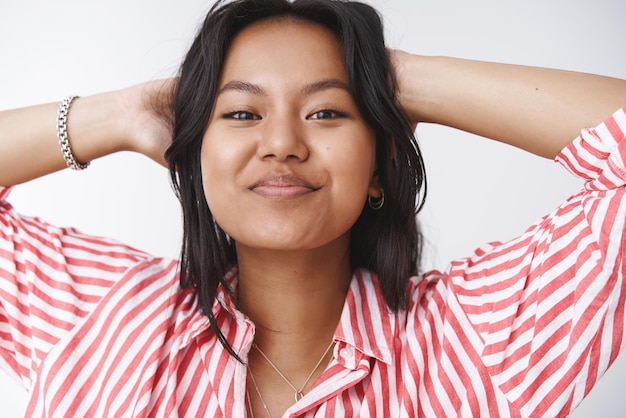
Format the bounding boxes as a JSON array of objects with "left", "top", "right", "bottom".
[{"left": 57, "top": 95, "right": 90, "bottom": 170}]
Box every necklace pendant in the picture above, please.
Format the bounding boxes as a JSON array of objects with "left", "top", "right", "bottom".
[{"left": 295, "top": 391, "right": 304, "bottom": 402}]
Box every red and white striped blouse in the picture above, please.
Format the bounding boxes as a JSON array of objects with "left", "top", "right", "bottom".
[{"left": 0, "top": 107, "right": 625, "bottom": 417}]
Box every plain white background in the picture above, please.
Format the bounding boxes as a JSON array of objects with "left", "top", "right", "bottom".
[{"left": 0, "top": 0, "right": 624, "bottom": 416}]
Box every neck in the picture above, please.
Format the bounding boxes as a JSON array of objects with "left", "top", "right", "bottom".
[
  {"left": 237, "top": 235, "right": 352, "bottom": 417},
  {"left": 236, "top": 234, "right": 352, "bottom": 347}
]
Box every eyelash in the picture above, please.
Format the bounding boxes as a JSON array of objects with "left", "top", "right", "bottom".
[
  {"left": 308, "top": 109, "right": 348, "bottom": 120},
  {"left": 222, "top": 111, "right": 259, "bottom": 121}
]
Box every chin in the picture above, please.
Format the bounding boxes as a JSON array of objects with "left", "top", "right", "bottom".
[{"left": 236, "top": 235, "right": 315, "bottom": 251}]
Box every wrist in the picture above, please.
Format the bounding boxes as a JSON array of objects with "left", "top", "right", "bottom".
[
  {"left": 392, "top": 52, "right": 441, "bottom": 125},
  {"left": 68, "top": 91, "right": 131, "bottom": 162},
  {"left": 114, "top": 80, "right": 174, "bottom": 166}
]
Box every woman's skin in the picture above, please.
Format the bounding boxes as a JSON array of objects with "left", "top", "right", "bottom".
[
  {"left": 1, "top": 16, "right": 625, "bottom": 418},
  {"left": 394, "top": 51, "right": 626, "bottom": 159},
  {"left": 209, "top": 20, "right": 379, "bottom": 415},
  {"left": 0, "top": 81, "right": 173, "bottom": 186}
]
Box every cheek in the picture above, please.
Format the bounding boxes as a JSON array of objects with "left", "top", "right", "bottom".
[
  {"left": 325, "top": 134, "right": 377, "bottom": 217},
  {"left": 199, "top": 140, "right": 218, "bottom": 204},
  {"left": 200, "top": 131, "right": 242, "bottom": 214},
  {"left": 197, "top": 124, "right": 377, "bottom": 249},
  {"left": 331, "top": 134, "right": 377, "bottom": 189}
]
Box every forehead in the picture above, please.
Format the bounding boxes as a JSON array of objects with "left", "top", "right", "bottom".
[{"left": 219, "top": 18, "right": 347, "bottom": 85}]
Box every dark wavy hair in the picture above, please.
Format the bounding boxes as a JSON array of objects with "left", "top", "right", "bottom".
[{"left": 165, "top": 0, "right": 426, "bottom": 360}]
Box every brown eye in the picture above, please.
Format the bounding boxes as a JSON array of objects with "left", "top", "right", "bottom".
[
  {"left": 308, "top": 109, "right": 347, "bottom": 120},
  {"left": 223, "top": 111, "right": 260, "bottom": 120}
]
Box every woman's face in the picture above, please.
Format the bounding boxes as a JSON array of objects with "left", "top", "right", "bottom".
[{"left": 201, "top": 18, "right": 379, "bottom": 253}]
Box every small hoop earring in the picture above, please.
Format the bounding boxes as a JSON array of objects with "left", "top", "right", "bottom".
[{"left": 368, "top": 191, "right": 384, "bottom": 210}]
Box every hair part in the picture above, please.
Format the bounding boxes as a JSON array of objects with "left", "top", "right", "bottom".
[{"left": 165, "top": 0, "right": 426, "bottom": 361}]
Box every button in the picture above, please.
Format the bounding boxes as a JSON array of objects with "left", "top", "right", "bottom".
[{"left": 340, "top": 346, "right": 354, "bottom": 360}]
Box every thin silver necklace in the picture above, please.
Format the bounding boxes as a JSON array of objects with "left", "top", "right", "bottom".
[
  {"left": 247, "top": 366, "right": 272, "bottom": 418},
  {"left": 252, "top": 339, "right": 335, "bottom": 402}
]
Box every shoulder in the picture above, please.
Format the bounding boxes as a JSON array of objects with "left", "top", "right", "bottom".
[{"left": 109, "top": 256, "right": 183, "bottom": 303}]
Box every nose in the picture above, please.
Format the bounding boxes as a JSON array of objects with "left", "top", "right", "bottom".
[{"left": 256, "top": 115, "right": 309, "bottom": 162}]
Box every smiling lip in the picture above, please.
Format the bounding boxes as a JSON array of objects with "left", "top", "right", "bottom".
[{"left": 249, "top": 174, "right": 319, "bottom": 199}]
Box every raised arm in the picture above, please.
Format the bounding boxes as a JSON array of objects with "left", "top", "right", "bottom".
[
  {"left": 0, "top": 79, "right": 174, "bottom": 186},
  {"left": 392, "top": 52, "right": 626, "bottom": 158}
]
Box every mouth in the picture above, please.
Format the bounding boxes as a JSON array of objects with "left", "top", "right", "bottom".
[{"left": 249, "top": 174, "right": 320, "bottom": 199}]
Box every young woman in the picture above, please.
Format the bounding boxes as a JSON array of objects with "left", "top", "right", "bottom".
[{"left": 1, "top": 0, "right": 625, "bottom": 416}]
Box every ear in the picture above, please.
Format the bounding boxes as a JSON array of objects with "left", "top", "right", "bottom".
[{"left": 368, "top": 170, "right": 383, "bottom": 198}]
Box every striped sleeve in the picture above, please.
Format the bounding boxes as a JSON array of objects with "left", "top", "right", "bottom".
[
  {"left": 447, "top": 107, "right": 626, "bottom": 416},
  {"left": 0, "top": 188, "right": 151, "bottom": 388}
]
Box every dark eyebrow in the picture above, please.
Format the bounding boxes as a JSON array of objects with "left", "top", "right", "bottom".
[
  {"left": 301, "top": 79, "right": 351, "bottom": 96},
  {"left": 217, "top": 79, "right": 351, "bottom": 97},
  {"left": 218, "top": 80, "right": 267, "bottom": 96}
]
